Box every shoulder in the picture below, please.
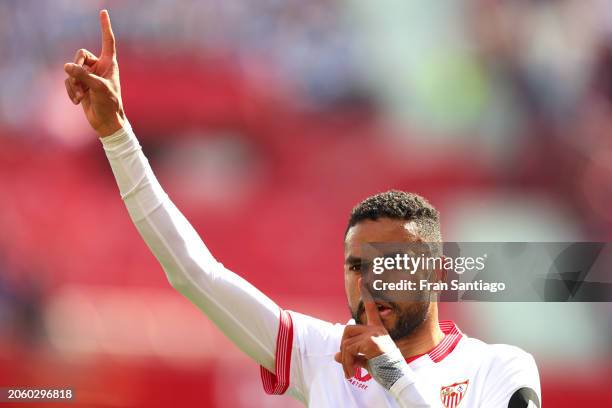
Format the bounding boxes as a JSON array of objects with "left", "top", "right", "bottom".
[
  {"left": 486, "top": 343, "right": 539, "bottom": 375},
  {"left": 461, "top": 337, "right": 541, "bottom": 406},
  {"left": 456, "top": 336, "right": 540, "bottom": 387},
  {"left": 460, "top": 336, "right": 538, "bottom": 369}
]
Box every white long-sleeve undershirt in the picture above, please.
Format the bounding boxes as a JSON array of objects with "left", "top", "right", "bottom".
[{"left": 100, "top": 122, "right": 280, "bottom": 373}]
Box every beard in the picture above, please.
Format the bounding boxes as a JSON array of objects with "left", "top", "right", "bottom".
[{"left": 351, "top": 299, "right": 430, "bottom": 340}]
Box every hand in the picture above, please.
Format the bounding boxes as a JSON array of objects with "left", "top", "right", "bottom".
[
  {"left": 334, "top": 296, "right": 400, "bottom": 379},
  {"left": 64, "top": 10, "right": 125, "bottom": 137}
]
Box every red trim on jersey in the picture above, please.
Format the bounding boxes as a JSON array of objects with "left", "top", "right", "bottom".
[
  {"left": 404, "top": 320, "right": 463, "bottom": 364},
  {"left": 260, "top": 309, "right": 293, "bottom": 395},
  {"left": 428, "top": 320, "right": 463, "bottom": 363}
]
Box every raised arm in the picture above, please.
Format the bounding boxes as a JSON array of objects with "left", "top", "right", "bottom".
[{"left": 63, "top": 10, "right": 280, "bottom": 372}]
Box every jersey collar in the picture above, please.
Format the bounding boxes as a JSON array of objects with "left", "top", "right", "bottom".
[
  {"left": 405, "top": 320, "right": 463, "bottom": 364},
  {"left": 343, "top": 318, "right": 464, "bottom": 364}
]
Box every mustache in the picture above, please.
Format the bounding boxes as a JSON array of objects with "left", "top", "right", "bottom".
[{"left": 356, "top": 298, "right": 397, "bottom": 318}]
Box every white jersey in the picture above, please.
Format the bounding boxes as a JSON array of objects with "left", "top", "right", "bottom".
[
  {"left": 274, "top": 313, "right": 541, "bottom": 407},
  {"left": 100, "top": 123, "right": 542, "bottom": 408}
]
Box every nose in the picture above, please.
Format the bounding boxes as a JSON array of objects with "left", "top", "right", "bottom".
[{"left": 358, "top": 276, "right": 374, "bottom": 302}]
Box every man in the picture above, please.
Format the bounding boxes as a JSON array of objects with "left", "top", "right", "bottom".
[{"left": 64, "top": 10, "right": 541, "bottom": 407}]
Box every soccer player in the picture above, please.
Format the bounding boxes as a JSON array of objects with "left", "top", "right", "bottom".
[{"left": 64, "top": 11, "right": 541, "bottom": 408}]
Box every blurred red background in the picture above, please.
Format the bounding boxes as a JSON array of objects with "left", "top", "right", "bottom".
[{"left": 0, "top": 0, "right": 611, "bottom": 406}]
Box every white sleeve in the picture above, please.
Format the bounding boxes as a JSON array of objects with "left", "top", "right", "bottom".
[
  {"left": 387, "top": 368, "right": 440, "bottom": 408},
  {"left": 100, "top": 121, "right": 280, "bottom": 373},
  {"left": 282, "top": 311, "right": 346, "bottom": 402}
]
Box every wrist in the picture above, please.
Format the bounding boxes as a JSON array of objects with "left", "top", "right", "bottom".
[
  {"left": 97, "top": 110, "right": 126, "bottom": 138},
  {"left": 367, "top": 348, "right": 411, "bottom": 390}
]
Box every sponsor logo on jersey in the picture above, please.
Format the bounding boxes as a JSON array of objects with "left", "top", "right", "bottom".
[
  {"left": 440, "top": 380, "right": 468, "bottom": 408},
  {"left": 353, "top": 367, "right": 372, "bottom": 382},
  {"left": 347, "top": 367, "right": 371, "bottom": 390}
]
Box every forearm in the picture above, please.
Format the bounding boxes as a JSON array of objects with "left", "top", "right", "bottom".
[{"left": 100, "top": 121, "right": 279, "bottom": 371}]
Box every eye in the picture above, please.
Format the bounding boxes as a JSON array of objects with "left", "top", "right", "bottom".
[{"left": 348, "top": 264, "right": 361, "bottom": 272}]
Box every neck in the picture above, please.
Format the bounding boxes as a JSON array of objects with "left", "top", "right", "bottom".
[{"left": 394, "top": 304, "right": 445, "bottom": 359}]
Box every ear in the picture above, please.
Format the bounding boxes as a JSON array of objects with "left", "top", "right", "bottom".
[{"left": 434, "top": 255, "right": 448, "bottom": 283}]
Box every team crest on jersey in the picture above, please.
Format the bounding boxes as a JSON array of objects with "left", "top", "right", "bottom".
[{"left": 440, "top": 380, "right": 468, "bottom": 408}]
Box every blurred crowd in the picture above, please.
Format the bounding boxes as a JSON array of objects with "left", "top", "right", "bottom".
[{"left": 1, "top": 0, "right": 611, "bottom": 230}]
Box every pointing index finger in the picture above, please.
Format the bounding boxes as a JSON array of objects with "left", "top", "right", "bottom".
[
  {"left": 361, "top": 281, "right": 383, "bottom": 327},
  {"left": 100, "top": 9, "right": 116, "bottom": 57}
]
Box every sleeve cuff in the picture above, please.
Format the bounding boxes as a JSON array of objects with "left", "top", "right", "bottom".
[
  {"left": 99, "top": 120, "right": 134, "bottom": 150},
  {"left": 260, "top": 309, "right": 294, "bottom": 395}
]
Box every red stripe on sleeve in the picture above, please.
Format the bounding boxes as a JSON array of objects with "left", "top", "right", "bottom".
[{"left": 260, "top": 309, "right": 294, "bottom": 395}]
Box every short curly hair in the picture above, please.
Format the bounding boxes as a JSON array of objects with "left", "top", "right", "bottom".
[{"left": 345, "top": 190, "right": 441, "bottom": 242}]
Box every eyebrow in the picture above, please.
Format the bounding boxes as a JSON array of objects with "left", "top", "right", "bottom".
[{"left": 345, "top": 255, "right": 361, "bottom": 265}]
